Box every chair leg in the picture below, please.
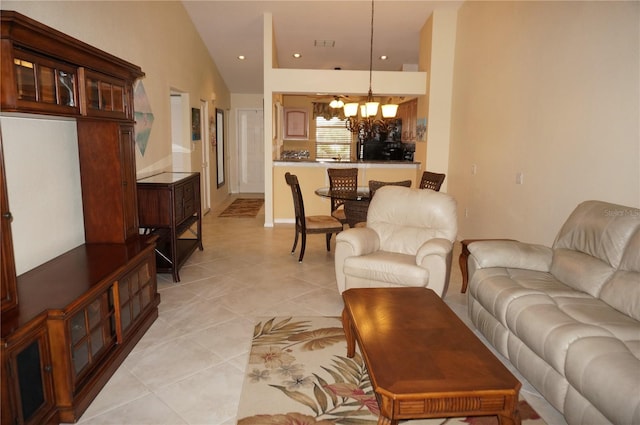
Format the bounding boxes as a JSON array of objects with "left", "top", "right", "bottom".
[
  {"left": 325, "top": 233, "right": 332, "bottom": 252},
  {"left": 298, "top": 232, "right": 307, "bottom": 262},
  {"left": 291, "top": 229, "right": 299, "bottom": 255}
]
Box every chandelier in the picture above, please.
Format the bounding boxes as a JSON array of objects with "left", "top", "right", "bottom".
[{"left": 342, "top": 0, "right": 398, "bottom": 141}]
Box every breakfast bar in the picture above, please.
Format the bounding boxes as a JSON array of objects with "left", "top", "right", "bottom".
[{"left": 273, "top": 160, "right": 421, "bottom": 223}]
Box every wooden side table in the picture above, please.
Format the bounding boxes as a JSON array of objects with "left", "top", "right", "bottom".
[
  {"left": 459, "top": 239, "right": 515, "bottom": 293},
  {"left": 137, "top": 172, "right": 203, "bottom": 282}
]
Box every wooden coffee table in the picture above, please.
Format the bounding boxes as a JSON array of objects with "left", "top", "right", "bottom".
[{"left": 341, "top": 287, "right": 521, "bottom": 425}]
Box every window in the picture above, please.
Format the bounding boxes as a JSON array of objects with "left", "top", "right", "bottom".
[{"left": 315, "top": 116, "right": 352, "bottom": 160}]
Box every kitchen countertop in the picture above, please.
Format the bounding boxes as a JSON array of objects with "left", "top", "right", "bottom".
[{"left": 273, "top": 159, "right": 420, "bottom": 165}]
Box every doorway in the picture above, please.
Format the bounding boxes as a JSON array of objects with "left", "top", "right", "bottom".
[
  {"left": 200, "top": 99, "right": 211, "bottom": 214},
  {"left": 237, "top": 108, "right": 264, "bottom": 193}
]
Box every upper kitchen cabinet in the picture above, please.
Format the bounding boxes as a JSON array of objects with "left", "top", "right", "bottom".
[{"left": 0, "top": 10, "right": 142, "bottom": 119}]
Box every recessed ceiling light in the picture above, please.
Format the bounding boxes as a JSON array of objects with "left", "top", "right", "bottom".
[
  {"left": 293, "top": 53, "right": 302, "bottom": 59},
  {"left": 380, "top": 55, "right": 388, "bottom": 60},
  {"left": 238, "top": 55, "right": 246, "bottom": 60}
]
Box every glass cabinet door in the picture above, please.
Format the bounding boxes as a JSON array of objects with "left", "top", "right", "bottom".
[
  {"left": 12, "top": 51, "right": 78, "bottom": 111},
  {"left": 117, "top": 259, "right": 154, "bottom": 335},
  {"left": 83, "top": 70, "right": 130, "bottom": 119},
  {"left": 68, "top": 291, "right": 117, "bottom": 380},
  {"left": 4, "top": 324, "right": 55, "bottom": 425}
]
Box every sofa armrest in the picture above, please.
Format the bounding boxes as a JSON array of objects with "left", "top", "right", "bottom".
[
  {"left": 335, "top": 228, "right": 380, "bottom": 293},
  {"left": 416, "top": 238, "right": 453, "bottom": 297},
  {"left": 468, "top": 240, "right": 553, "bottom": 272}
]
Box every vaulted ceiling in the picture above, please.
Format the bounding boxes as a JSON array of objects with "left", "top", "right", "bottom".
[{"left": 182, "top": 1, "right": 462, "bottom": 94}]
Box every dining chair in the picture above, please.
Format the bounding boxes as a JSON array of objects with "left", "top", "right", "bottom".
[
  {"left": 327, "top": 168, "right": 358, "bottom": 225},
  {"left": 419, "top": 171, "right": 446, "bottom": 191},
  {"left": 368, "top": 179, "right": 412, "bottom": 198},
  {"left": 284, "top": 172, "right": 343, "bottom": 262}
]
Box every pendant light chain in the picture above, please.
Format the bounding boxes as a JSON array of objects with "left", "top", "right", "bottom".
[{"left": 368, "top": 0, "right": 374, "bottom": 99}]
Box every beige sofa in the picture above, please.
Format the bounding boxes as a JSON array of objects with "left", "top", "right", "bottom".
[{"left": 466, "top": 200, "right": 640, "bottom": 425}]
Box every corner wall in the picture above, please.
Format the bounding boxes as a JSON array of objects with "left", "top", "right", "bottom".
[{"left": 448, "top": 1, "right": 640, "bottom": 245}]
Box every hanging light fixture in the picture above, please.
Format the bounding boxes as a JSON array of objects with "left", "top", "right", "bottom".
[
  {"left": 329, "top": 96, "right": 344, "bottom": 109},
  {"left": 344, "top": 0, "right": 398, "bottom": 141}
]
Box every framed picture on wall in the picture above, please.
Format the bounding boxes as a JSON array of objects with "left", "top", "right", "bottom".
[
  {"left": 191, "top": 108, "right": 201, "bottom": 141},
  {"left": 283, "top": 108, "right": 308, "bottom": 140},
  {"left": 216, "top": 108, "right": 225, "bottom": 187}
]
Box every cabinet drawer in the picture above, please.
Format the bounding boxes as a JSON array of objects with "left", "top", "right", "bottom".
[{"left": 174, "top": 180, "right": 197, "bottom": 223}]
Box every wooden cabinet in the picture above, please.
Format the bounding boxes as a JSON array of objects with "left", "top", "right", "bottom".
[
  {"left": 41, "top": 243, "right": 158, "bottom": 422},
  {"left": 1, "top": 317, "right": 57, "bottom": 425},
  {"left": 79, "top": 68, "right": 132, "bottom": 120},
  {"left": 77, "top": 121, "right": 139, "bottom": 243},
  {"left": 1, "top": 46, "right": 79, "bottom": 116},
  {"left": 0, "top": 11, "right": 157, "bottom": 425},
  {"left": 397, "top": 99, "right": 418, "bottom": 142},
  {"left": 137, "top": 172, "right": 203, "bottom": 282},
  {"left": 1, "top": 139, "right": 18, "bottom": 314}
]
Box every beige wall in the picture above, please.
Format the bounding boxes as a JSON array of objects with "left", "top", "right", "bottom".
[
  {"left": 2, "top": 1, "right": 230, "bottom": 204},
  {"left": 1, "top": 1, "right": 231, "bottom": 271},
  {"left": 448, "top": 0, "right": 640, "bottom": 245}
]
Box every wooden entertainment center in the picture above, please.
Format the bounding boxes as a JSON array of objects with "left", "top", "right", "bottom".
[{"left": 1, "top": 11, "right": 160, "bottom": 425}]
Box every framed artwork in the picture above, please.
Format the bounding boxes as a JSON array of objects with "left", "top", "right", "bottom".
[
  {"left": 216, "top": 108, "right": 225, "bottom": 187},
  {"left": 283, "top": 108, "right": 308, "bottom": 140},
  {"left": 191, "top": 107, "right": 201, "bottom": 141}
]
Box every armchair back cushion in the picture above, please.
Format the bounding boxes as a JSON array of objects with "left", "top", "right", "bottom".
[{"left": 367, "top": 186, "right": 457, "bottom": 255}]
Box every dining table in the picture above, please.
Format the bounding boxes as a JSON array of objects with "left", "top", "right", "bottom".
[{"left": 314, "top": 186, "right": 371, "bottom": 228}]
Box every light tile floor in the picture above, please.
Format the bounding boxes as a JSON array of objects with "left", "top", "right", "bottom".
[{"left": 71, "top": 194, "right": 567, "bottom": 425}]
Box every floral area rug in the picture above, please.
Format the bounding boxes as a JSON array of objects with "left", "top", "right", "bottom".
[
  {"left": 218, "top": 198, "right": 264, "bottom": 217},
  {"left": 236, "top": 316, "right": 547, "bottom": 425}
]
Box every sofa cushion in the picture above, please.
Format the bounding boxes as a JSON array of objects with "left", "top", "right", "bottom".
[
  {"left": 553, "top": 200, "right": 640, "bottom": 269},
  {"left": 565, "top": 336, "right": 640, "bottom": 425},
  {"left": 504, "top": 293, "right": 613, "bottom": 375},
  {"left": 343, "top": 250, "right": 429, "bottom": 287},
  {"left": 550, "top": 248, "right": 615, "bottom": 297},
  {"left": 600, "top": 228, "right": 640, "bottom": 320},
  {"left": 468, "top": 240, "right": 553, "bottom": 272}
]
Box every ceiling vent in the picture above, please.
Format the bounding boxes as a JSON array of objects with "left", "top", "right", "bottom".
[{"left": 314, "top": 40, "right": 335, "bottom": 48}]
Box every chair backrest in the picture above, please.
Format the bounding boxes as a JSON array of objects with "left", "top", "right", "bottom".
[
  {"left": 419, "top": 171, "right": 446, "bottom": 191},
  {"left": 368, "top": 179, "right": 412, "bottom": 199},
  {"left": 284, "top": 172, "right": 305, "bottom": 230},
  {"left": 367, "top": 186, "right": 457, "bottom": 255},
  {"left": 327, "top": 168, "right": 358, "bottom": 212}
]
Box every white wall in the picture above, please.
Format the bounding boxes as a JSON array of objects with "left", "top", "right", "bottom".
[
  {"left": 1, "top": 116, "right": 85, "bottom": 274},
  {"left": 448, "top": 1, "right": 640, "bottom": 245}
]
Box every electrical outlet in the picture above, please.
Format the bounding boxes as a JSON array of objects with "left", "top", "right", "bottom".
[
  {"left": 471, "top": 164, "right": 477, "bottom": 175},
  {"left": 516, "top": 172, "right": 524, "bottom": 185}
]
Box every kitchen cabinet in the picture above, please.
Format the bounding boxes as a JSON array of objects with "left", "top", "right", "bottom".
[
  {"left": 397, "top": 98, "right": 417, "bottom": 142},
  {"left": 137, "top": 172, "right": 203, "bottom": 282},
  {"left": 0, "top": 11, "right": 158, "bottom": 425}
]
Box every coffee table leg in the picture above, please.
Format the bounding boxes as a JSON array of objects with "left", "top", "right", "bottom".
[
  {"left": 377, "top": 416, "right": 397, "bottom": 425},
  {"left": 341, "top": 308, "right": 356, "bottom": 358}
]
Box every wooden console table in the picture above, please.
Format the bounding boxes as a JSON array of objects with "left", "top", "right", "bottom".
[{"left": 137, "top": 172, "right": 203, "bottom": 282}]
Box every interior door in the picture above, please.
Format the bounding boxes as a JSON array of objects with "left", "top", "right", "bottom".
[
  {"left": 238, "top": 109, "right": 264, "bottom": 193},
  {"left": 200, "top": 100, "right": 211, "bottom": 214}
]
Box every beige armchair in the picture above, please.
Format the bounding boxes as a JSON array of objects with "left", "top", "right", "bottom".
[{"left": 335, "top": 186, "right": 457, "bottom": 297}]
